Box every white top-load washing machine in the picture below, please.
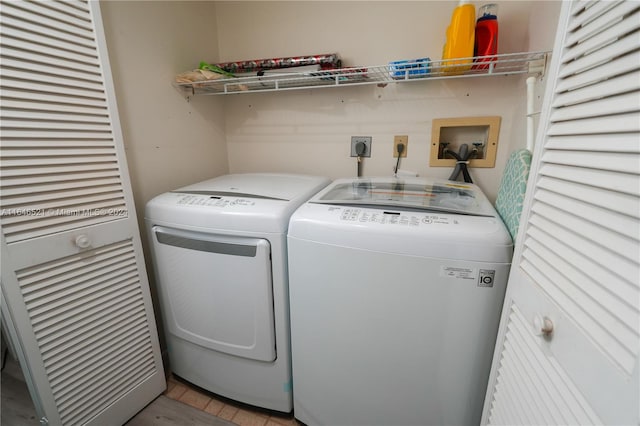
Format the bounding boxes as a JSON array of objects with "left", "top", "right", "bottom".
[
  {"left": 287, "top": 176, "right": 513, "bottom": 426},
  {"left": 145, "top": 173, "right": 330, "bottom": 413}
]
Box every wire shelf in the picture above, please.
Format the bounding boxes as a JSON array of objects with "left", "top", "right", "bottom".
[{"left": 175, "top": 51, "right": 549, "bottom": 96}]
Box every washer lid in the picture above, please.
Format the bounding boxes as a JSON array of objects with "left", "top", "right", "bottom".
[
  {"left": 312, "top": 177, "right": 495, "bottom": 217},
  {"left": 175, "top": 173, "right": 329, "bottom": 202}
]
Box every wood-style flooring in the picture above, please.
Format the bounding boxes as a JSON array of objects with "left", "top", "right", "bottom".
[
  {"left": 126, "top": 395, "right": 234, "bottom": 426},
  {"left": 164, "top": 375, "right": 298, "bottom": 426},
  {"left": 1, "top": 355, "right": 39, "bottom": 425},
  {"left": 1, "top": 355, "right": 297, "bottom": 426}
]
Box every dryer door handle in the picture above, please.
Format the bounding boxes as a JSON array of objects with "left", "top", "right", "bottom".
[{"left": 154, "top": 227, "right": 258, "bottom": 257}]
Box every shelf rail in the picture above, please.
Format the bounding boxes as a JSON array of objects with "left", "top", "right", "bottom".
[{"left": 175, "top": 51, "right": 549, "bottom": 96}]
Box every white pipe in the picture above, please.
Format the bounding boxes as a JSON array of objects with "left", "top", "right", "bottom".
[{"left": 526, "top": 76, "right": 536, "bottom": 152}]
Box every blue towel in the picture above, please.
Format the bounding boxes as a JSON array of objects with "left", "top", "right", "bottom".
[{"left": 495, "top": 149, "right": 532, "bottom": 242}]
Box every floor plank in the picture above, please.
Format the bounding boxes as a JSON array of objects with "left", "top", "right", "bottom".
[
  {"left": 1, "top": 357, "right": 39, "bottom": 425},
  {"left": 126, "top": 395, "right": 236, "bottom": 426}
]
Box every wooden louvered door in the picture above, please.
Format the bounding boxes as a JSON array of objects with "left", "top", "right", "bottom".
[
  {"left": 0, "top": 1, "right": 165, "bottom": 425},
  {"left": 482, "top": 1, "right": 639, "bottom": 425}
]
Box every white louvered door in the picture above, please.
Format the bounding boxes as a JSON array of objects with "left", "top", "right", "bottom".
[
  {"left": 482, "top": 1, "right": 639, "bottom": 425},
  {"left": 0, "top": 1, "right": 165, "bottom": 425}
]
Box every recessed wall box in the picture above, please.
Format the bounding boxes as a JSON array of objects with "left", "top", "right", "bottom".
[{"left": 430, "top": 116, "right": 501, "bottom": 168}]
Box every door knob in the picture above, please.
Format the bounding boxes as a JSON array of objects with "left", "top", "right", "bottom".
[
  {"left": 74, "top": 234, "right": 92, "bottom": 249},
  {"left": 534, "top": 315, "right": 554, "bottom": 338}
]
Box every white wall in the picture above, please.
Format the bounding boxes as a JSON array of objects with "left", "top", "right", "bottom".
[
  {"left": 95, "top": 0, "right": 560, "bottom": 367},
  {"left": 100, "top": 0, "right": 228, "bottom": 223},
  {"left": 99, "top": 0, "right": 561, "bottom": 206},
  {"left": 100, "top": 1, "right": 228, "bottom": 357},
  {"left": 216, "top": 1, "right": 560, "bottom": 201},
  {"left": 526, "top": 1, "right": 563, "bottom": 138}
]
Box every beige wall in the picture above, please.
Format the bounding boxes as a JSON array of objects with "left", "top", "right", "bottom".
[
  {"left": 100, "top": 0, "right": 561, "bottom": 207},
  {"left": 217, "top": 1, "right": 561, "bottom": 202},
  {"left": 96, "top": 0, "right": 560, "bottom": 365},
  {"left": 100, "top": 1, "right": 228, "bottom": 356},
  {"left": 100, "top": 0, "right": 228, "bottom": 224}
]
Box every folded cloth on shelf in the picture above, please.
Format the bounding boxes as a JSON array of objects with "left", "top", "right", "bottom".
[
  {"left": 175, "top": 68, "right": 225, "bottom": 83},
  {"left": 175, "top": 68, "right": 248, "bottom": 91}
]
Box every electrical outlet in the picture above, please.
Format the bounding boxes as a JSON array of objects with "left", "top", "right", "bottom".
[
  {"left": 393, "top": 135, "right": 408, "bottom": 157},
  {"left": 350, "top": 136, "right": 372, "bottom": 157}
]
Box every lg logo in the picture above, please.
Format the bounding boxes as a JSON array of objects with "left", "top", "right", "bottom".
[{"left": 478, "top": 269, "right": 495, "bottom": 287}]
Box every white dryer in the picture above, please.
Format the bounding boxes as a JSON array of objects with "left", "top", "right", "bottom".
[
  {"left": 145, "top": 173, "right": 330, "bottom": 412},
  {"left": 287, "top": 177, "right": 513, "bottom": 425}
]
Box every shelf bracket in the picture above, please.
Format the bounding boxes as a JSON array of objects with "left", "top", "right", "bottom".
[{"left": 528, "top": 53, "right": 548, "bottom": 77}]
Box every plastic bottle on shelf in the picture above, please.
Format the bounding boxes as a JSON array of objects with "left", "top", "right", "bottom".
[
  {"left": 473, "top": 3, "right": 499, "bottom": 70},
  {"left": 441, "top": 0, "right": 476, "bottom": 75}
]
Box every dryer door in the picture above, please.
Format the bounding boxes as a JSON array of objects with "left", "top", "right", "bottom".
[{"left": 152, "top": 226, "right": 276, "bottom": 362}]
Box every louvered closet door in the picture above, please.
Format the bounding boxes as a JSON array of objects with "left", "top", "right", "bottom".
[
  {"left": 481, "top": 1, "right": 640, "bottom": 425},
  {"left": 0, "top": 1, "right": 165, "bottom": 425}
]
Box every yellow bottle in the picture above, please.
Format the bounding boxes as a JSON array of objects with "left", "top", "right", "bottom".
[{"left": 442, "top": 0, "right": 476, "bottom": 74}]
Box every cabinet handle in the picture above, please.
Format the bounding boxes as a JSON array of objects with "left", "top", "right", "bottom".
[
  {"left": 534, "top": 315, "right": 554, "bottom": 338},
  {"left": 75, "top": 234, "right": 92, "bottom": 249}
]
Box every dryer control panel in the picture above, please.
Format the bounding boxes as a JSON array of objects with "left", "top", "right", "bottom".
[{"left": 176, "top": 194, "right": 256, "bottom": 208}]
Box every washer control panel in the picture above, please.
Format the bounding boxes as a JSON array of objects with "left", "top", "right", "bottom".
[{"left": 335, "top": 207, "right": 459, "bottom": 227}]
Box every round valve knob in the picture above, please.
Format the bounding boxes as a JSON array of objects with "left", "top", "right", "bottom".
[{"left": 74, "top": 234, "right": 92, "bottom": 249}]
